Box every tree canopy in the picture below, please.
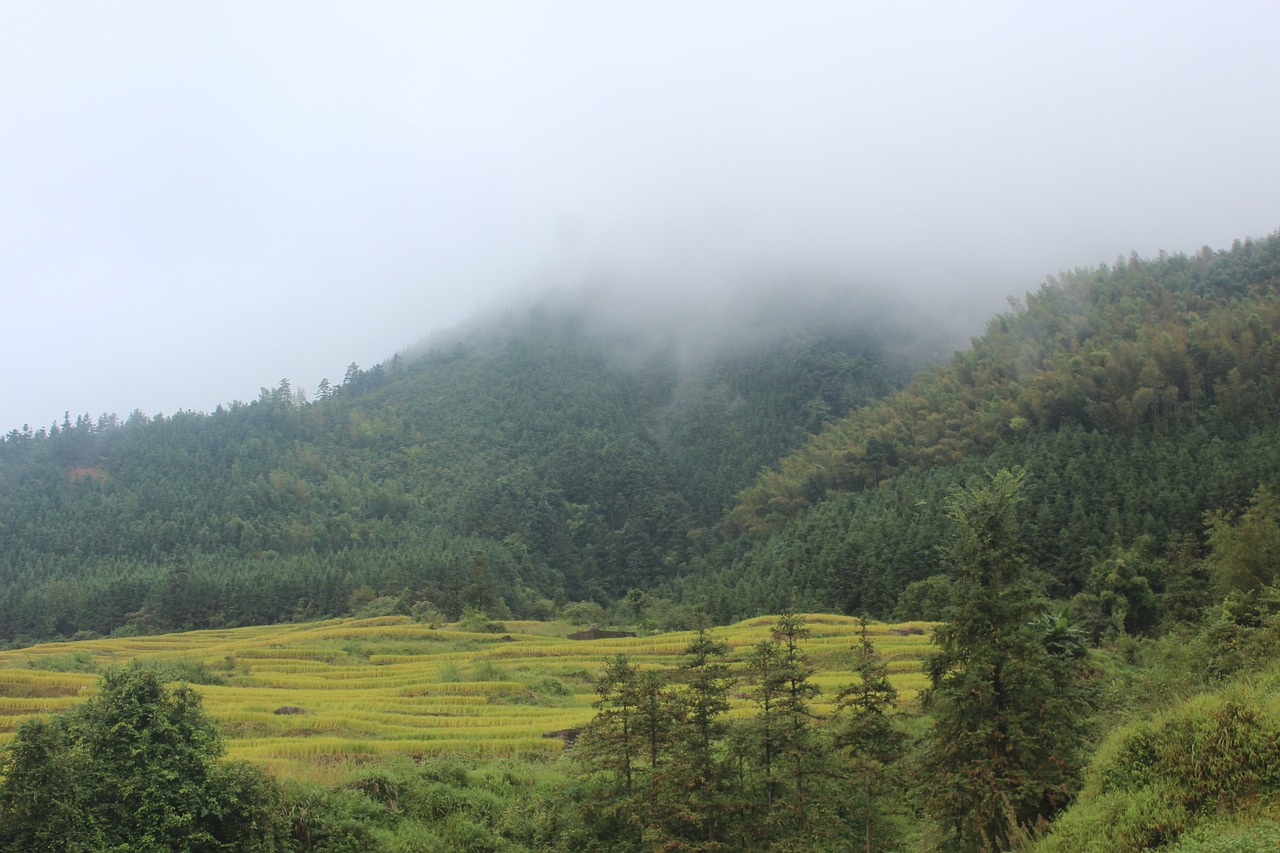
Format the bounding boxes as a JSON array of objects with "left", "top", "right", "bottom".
[{"left": 0, "top": 667, "right": 283, "bottom": 851}]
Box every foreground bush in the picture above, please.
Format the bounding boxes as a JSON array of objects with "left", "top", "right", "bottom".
[
  {"left": 1037, "top": 680, "right": 1280, "bottom": 851},
  {"left": 0, "top": 666, "right": 286, "bottom": 852}
]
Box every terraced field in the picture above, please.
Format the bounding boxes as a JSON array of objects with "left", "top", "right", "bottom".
[{"left": 0, "top": 615, "right": 933, "bottom": 782}]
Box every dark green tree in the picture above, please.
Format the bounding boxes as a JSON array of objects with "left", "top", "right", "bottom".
[
  {"left": 745, "top": 637, "right": 785, "bottom": 817},
  {"left": 666, "top": 626, "right": 736, "bottom": 850},
  {"left": 632, "top": 668, "right": 679, "bottom": 834},
  {"left": 893, "top": 574, "right": 955, "bottom": 622},
  {"left": 835, "top": 617, "right": 904, "bottom": 853},
  {"left": 583, "top": 654, "right": 642, "bottom": 793},
  {"left": 0, "top": 667, "right": 284, "bottom": 852},
  {"left": 1069, "top": 543, "right": 1162, "bottom": 642},
  {"left": 576, "top": 654, "right": 646, "bottom": 847},
  {"left": 922, "top": 469, "right": 1095, "bottom": 851},
  {"left": 769, "top": 609, "right": 821, "bottom": 832}
]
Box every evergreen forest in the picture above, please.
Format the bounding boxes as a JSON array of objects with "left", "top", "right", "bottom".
[
  {"left": 4, "top": 234, "right": 1280, "bottom": 849},
  {"left": 0, "top": 286, "right": 933, "bottom": 642}
]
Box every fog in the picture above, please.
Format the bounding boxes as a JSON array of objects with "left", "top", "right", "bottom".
[{"left": 3, "top": 2, "right": 1279, "bottom": 431}]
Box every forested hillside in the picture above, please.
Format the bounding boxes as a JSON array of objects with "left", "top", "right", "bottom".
[
  {"left": 0, "top": 288, "right": 933, "bottom": 643},
  {"left": 687, "top": 235, "right": 1280, "bottom": 619},
  {"left": 5, "top": 235, "right": 1280, "bottom": 648},
  {"left": 7, "top": 236, "right": 1280, "bottom": 849}
]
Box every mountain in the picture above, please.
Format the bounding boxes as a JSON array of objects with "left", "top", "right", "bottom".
[
  {"left": 5, "top": 233, "right": 1280, "bottom": 647},
  {"left": 685, "top": 234, "right": 1280, "bottom": 620},
  {"left": 0, "top": 283, "right": 945, "bottom": 643}
]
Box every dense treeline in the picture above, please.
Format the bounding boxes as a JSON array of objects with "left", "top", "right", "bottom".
[
  {"left": 8, "top": 464, "right": 1280, "bottom": 850},
  {"left": 572, "top": 617, "right": 905, "bottom": 851},
  {"left": 695, "top": 235, "right": 1280, "bottom": 619},
  {"left": 0, "top": 300, "right": 917, "bottom": 643},
  {"left": 686, "top": 417, "right": 1280, "bottom": 621},
  {"left": 728, "top": 236, "right": 1280, "bottom": 537},
  {"left": 9, "top": 235, "right": 1280, "bottom": 848}
]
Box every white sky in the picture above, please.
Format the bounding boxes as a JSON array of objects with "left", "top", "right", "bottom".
[{"left": 3, "top": 1, "right": 1278, "bottom": 431}]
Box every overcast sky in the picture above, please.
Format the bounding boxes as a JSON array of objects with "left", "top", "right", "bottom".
[{"left": 3, "top": 2, "right": 1278, "bottom": 431}]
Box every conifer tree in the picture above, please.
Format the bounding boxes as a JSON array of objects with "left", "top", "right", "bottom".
[
  {"left": 632, "top": 668, "right": 678, "bottom": 831},
  {"left": 576, "top": 654, "right": 647, "bottom": 847},
  {"left": 835, "top": 616, "right": 903, "bottom": 853},
  {"left": 585, "top": 654, "right": 641, "bottom": 793},
  {"left": 746, "top": 637, "right": 785, "bottom": 816},
  {"left": 770, "top": 609, "right": 821, "bottom": 831},
  {"left": 922, "top": 468, "right": 1094, "bottom": 850},
  {"left": 670, "top": 626, "right": 735, "bottom": 849}
]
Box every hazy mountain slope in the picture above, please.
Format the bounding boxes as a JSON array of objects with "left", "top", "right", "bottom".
[
  {"left": 690, "top": 234, "right": 1280, "bottom": 619},
  {"left": 0, "top": 288, "right": 931, "bottom": 642}
]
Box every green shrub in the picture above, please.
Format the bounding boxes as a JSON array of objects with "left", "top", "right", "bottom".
[
  {"left": 458, "top": 608, "right": 505, "bottom": 634},
  {"left": 1170, "top": 818, "right": 1280, "bottom": 852},
  {"left": 470, "top": 659, "right": 508, "bottom": 682},
  {"left": 354, "top": 595, "right": 407, "bottom": 619},
  {"left": 1038, "top": 685, "right": 1280, "bottom": 852},
  {"left": 22, "top": 651, "right": 98, "bottom": 673},
  {"left": 527, "top": 676, "right": 572, "bottom": 697},
  {"left": 0, "top": 668, "right": 284, "bottom": 852},
  {"left": 150, "top": 657, "right": 228, "bottom": 685},
  {"left": 283, "top": 782, "right": 382, "bottom": 851}
]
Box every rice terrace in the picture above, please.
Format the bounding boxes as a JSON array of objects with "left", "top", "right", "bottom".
[{"left": 0, "top": 614, "right": 932, "bottom": 784}]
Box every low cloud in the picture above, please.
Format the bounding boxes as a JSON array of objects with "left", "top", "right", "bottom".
[{"left": 2, "top": 3, "right": 1278, "bottom": 429}]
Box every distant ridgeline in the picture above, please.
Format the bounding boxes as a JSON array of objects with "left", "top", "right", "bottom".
[
  {"left": 3, "top": 236, "right": 1280, "bottom": 643},
  {"left": 684, "top": 234, "right": 1280, "bottom": 620},
  {"left": 0, "top": 290, "right": 926, "bottom": 643}
]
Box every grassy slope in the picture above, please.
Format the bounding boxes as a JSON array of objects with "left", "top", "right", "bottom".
[
  {"left": 0, "top": 614, "right": 932, "bottom": 784},
  {"left": 1031, "top": 655, "right": 1280, "bottom": 852}
]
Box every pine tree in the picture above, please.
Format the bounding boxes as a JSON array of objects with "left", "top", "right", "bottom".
[
  {"left": 835, "top": 616, "right": 903, "bottom": 853},
  {"left": 746, "top": 638, "right": 785, "bottom": 817},
  {"left": 632, "top": 668, "right": 678, "bottom": 832},
  {"left": 770, "top": 609, "right": 821, "bottom": 831},
  {"left": 670, "top": 626, "right": 736, "bottom": 849},
  {"left": 577, "top": 654, "right": 646, "bottom": 846},
  {"left": 922, "top": 468, "right": 1095, "bottom": 850},
  {"left": 585, "top": 654, "right": 641, "bottom": 793}
]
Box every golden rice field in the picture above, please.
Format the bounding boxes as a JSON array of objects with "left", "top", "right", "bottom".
[{"left": 0, "top": 615, "right": 933, "bottom": 783}]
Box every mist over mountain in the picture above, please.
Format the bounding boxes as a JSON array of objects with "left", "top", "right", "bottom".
[
  {"left": 687, "top": 233, "right": 1280, "bottom": 618},
  {"left": 0, "top": 278, "right": 935, "bottom": 641},
  {"left": 8, "top": 4, "right": 1280, "bottom": 433},
  {"left": 3, "top": 232, "right": 1280, "bottom": 647},
  {"left": 417, "top": 270, "right": 985, "bottom": 378}
]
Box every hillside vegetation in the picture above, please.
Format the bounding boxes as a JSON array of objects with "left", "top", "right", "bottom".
[
  {"left": 0, "top": 289, "right": 934, "bottom": 643},
  {"left": 5, "top": 235, "right": 1280, "bottom": 848},
  {"left": 0, "top": 613, "right": 935, "bottom": 850},
  {"left": 690, "top": 235, "right": 1280, "bottom": 618}
]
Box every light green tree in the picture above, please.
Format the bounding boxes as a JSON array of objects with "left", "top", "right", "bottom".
[{"left": 1204, "top": 484, "right": 1280, "bottom": 594}]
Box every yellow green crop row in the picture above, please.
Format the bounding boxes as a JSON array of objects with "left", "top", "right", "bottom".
[{"left": 0, "top": 614, "right": 933, "bottom": 783}]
